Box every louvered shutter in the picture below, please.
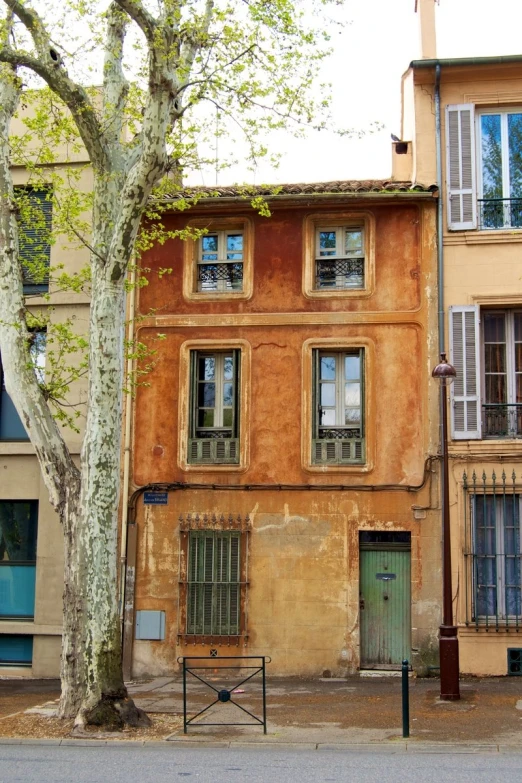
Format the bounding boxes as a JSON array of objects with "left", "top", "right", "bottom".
[
  {"left": 446, "top": 104, "right": 477, "bottom": 230},
  {"left": 449, "top": 305, "right": 481, "bottom": 439},
  {"left": 228, "top": 535, "right": 240, "bottom": 634},
  {"left": 18, "top": 189, "right": 52, "bottom": 290}
]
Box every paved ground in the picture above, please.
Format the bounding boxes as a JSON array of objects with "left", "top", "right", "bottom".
[
  {"left": 2, "top": 673, "right": 522, "bottom": 747},
  {"left": 0, "top": 678, "right": 60, "bottom": 719}
]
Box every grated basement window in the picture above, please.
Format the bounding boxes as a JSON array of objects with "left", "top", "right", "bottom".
[{"left": 508, "top": 648, "right": 522, "bottom": 675}]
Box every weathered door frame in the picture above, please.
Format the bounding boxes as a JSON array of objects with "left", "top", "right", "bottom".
[{"left": 359, "top": 531, "right": 411, "bottom": 670}]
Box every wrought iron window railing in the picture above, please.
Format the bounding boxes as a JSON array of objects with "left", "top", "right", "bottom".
[
  {"left": 198, "top": 262, "right": 243, "bottom": 292},
  {"left": 482, "top": 404, "right": 522, "bottom": 439},
  {"left": 463, "top": 469, "right": 522, "bottom": 629},
  {"left": 478, "top": 198, "right": 522, "bottom": 230},
  {"left": 315, "top": 257, "right": 364, "bottom": 289}
]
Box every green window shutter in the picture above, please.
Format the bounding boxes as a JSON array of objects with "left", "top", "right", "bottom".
[{"left": 187, "top": 531, "right": 241, "bottom": 635}]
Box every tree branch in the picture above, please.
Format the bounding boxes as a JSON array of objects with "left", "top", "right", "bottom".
[
  {"left": 102, "top": 2, "right": 129, "bottom": 149},
  {"left": 180, "top": 0, "right": 214, "bottom": 75},
  {"left": 112, "top": 0, "right": 156, "bottom": 42},
  {"left": 0, "top": 1, "right": 109, "bottom": 169}
]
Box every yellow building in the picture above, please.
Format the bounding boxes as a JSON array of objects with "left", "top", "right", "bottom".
[
  {"left": 0, "top": 104, "right": 91, "bottom": 677},
  {"left": 395, "top": 55, "right": 522, "bottom": 675}
]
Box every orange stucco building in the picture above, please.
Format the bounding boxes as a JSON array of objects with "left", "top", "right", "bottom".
[{"left": 122, "top": 180, "right": 443, "bottom": 678}]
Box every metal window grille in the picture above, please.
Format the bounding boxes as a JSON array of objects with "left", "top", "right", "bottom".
[
  {"left": 187, "top": 531, "right": 241, "bottom": 635},
  {"left": 197, "top": 231, "right": 244, "bottom": 293},
  {"left": 463, "top": 470, "right": 522, "bottom": 629},
  {"left": 179, "top": 514, "right": 250, "bottom": 641}
]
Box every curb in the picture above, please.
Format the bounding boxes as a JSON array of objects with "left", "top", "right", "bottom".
[{"left": 1, "top": 737, "right": 522, "bottom": 753}]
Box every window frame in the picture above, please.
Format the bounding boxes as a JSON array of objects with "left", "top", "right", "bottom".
[
  {"left": 189, "top": 349, "right": 240, "bottom": 464},
  {"left": 314, "top": 225, "right": 365, "bottom": 291},
  {"left": 470, "top": 493, "right": 522, "bottom": 622},
  {"left": 303, "top": 212, "right": 375, "bottom": 300},
  {"left": 16, "top": 187, "right": 52, "bottom": 294},
  {"left": 0, "top": 330, "right": 46, "bottom": 442},
  {"left": 177, "top": 514, "right": 250, "bottom": 645},
  {"left": 302, "top": 338, "right": 373, "bottom": 472},
  {"left": 179, "top": 340, "right": 251, "bottom": 472},
  {"left": 476, "top": 107, "right": 522, "bottom": 231},
  {"left": 312, "top": 348, "right": 365, "bottom": 466},
  {"left": 182, "top": 217, "right": 254, "bottom": 302},
  {"left": 0, "top": 500, "right": 38, "bottom": 620}
]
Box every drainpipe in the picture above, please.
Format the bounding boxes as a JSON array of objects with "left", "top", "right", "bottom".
[
  {"left": 435, "top": 63, "right": 444, "bottom": 353},
  {"left": 119, "top": 261, "right": 137, "bottom": 624}
]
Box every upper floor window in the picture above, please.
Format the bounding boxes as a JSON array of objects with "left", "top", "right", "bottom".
[
  {"left": 450, "top": 305, "right": 522, "bottom": 439},
  {"left": 0, "top": 331, "right": 46, "bottom": 441},
  {"left": 303, "top": 212, "right": 374, "bottom": 299},
  {"left": 312, "top": 348, "right": 365, "bottom": 465},
  {"left": 16, "top": 188, "right": 52, "bottom": 294},
  {"left": 188, "top": 350, "right": 240, "bottom": 464},
  {"left": 479, "top": 111, "right": 522, "bottom": 230},
  {"left": 446, "top": 104, "right": 522, "bottom": 231},
  {"left": 182, "top": 218, "right": 253, "bottom": 302},
  {"left": 198, "top": 230, "right": 244, "bottom": 293},
  {"left": 315, "top": 226, "right": 364, "bottom": 290}
]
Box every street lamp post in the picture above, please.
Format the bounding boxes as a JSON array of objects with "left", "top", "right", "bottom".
[{"left": 432, "top": 352, "right": 460, "bottom": 701}]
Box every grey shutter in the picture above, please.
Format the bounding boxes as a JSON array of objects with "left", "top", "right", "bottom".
[
  {"left": 18, "top": 189, "right": 52, "bottom": 290},
  {"left": 446, "top": 104, "right": 477, "bottom": 230},
  {"left": 450, "top": 305, "right": 481, "bottom": 439}
]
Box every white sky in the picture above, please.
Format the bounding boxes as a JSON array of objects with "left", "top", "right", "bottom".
[{"left": 192, "top": 0, "right": 522, "bottom": 187}]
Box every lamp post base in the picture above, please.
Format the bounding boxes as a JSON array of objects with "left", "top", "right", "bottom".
[{"left": 439, "top": 625, "right": 460, "bottom": 700}]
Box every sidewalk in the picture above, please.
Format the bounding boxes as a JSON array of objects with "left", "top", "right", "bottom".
[
  {"left": 1, "top": 674, "right": 522, "bottom": 749},
  {"left": 129, "top": 674, "right": 522, "bottom": 747}
]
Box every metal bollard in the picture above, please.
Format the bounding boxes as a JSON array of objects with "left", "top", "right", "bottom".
[{"left": 402, "top": 659, "right": 410, "bottom": 738}]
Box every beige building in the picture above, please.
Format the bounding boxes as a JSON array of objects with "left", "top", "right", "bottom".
[
  {"left": 394, "top": 53, "right": 522, "bottom": 675},
  {"left": 0, "top": 105, "right": 91, "bottom": 677}
]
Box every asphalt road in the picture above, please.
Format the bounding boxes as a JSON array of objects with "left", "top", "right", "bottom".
[{"left": 2, "top": 745, "right": 522, "bottom": 783}]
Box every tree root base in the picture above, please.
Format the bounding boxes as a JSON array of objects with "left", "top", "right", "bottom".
[{"left": 72, "top": 695, "right": 151, "bottom": 733}]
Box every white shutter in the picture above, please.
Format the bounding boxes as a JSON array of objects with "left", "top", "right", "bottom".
[
  {"left": 449, "top": 305, "right": 481, "bottom": 439},
  {"left": 446, "top": 104, "right": 477, "bottom": 230}
]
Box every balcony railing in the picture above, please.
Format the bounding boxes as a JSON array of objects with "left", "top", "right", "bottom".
[
  {"left": 482, "top": 404, "right": 522, "bottom": 438},
  {"left": 478, "top": 198, "right": 522, "bottom": 230}
]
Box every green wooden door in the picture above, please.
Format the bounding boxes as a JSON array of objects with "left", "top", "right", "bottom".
[{"left": 359, "top": 549, "right": 411, "bottom": 668}]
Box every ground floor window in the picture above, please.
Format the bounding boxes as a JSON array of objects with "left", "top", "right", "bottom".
[
  {"left": 0, "top": 634, "right": 33, "bottom": 665},
  {"left": 178, "top": 514, "right": 250, "bottom": 643},
  {"left": 0, "top": 501, "right": 38, "bottom": 619},
  {"left": 464, "top": 471, "right": 522, "bottom": 627}
]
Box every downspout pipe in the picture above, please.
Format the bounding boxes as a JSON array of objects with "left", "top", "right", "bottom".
[{"left": 435, "top": 63, "right": 444, "bottom": 353}]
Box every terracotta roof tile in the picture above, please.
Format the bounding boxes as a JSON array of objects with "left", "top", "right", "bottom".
[{"left": 154, "top": 179, "right": 437, "bottom": 202}]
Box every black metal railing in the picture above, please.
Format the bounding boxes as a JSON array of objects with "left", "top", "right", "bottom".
[
  {"left": 179, "top": 655, "right": 270, "bottom": 733},
  {"left": 198, "top": 262, "right": 243, "bottom": 291},
  {"left": 482, "top": 404, "right": 522, "bottom": 438},
  {"left": 478, "top": 198, "right": 522, "bottom": 230},
  {"left": 315, "top": 257, "right": 364, "bottom": 289}
]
